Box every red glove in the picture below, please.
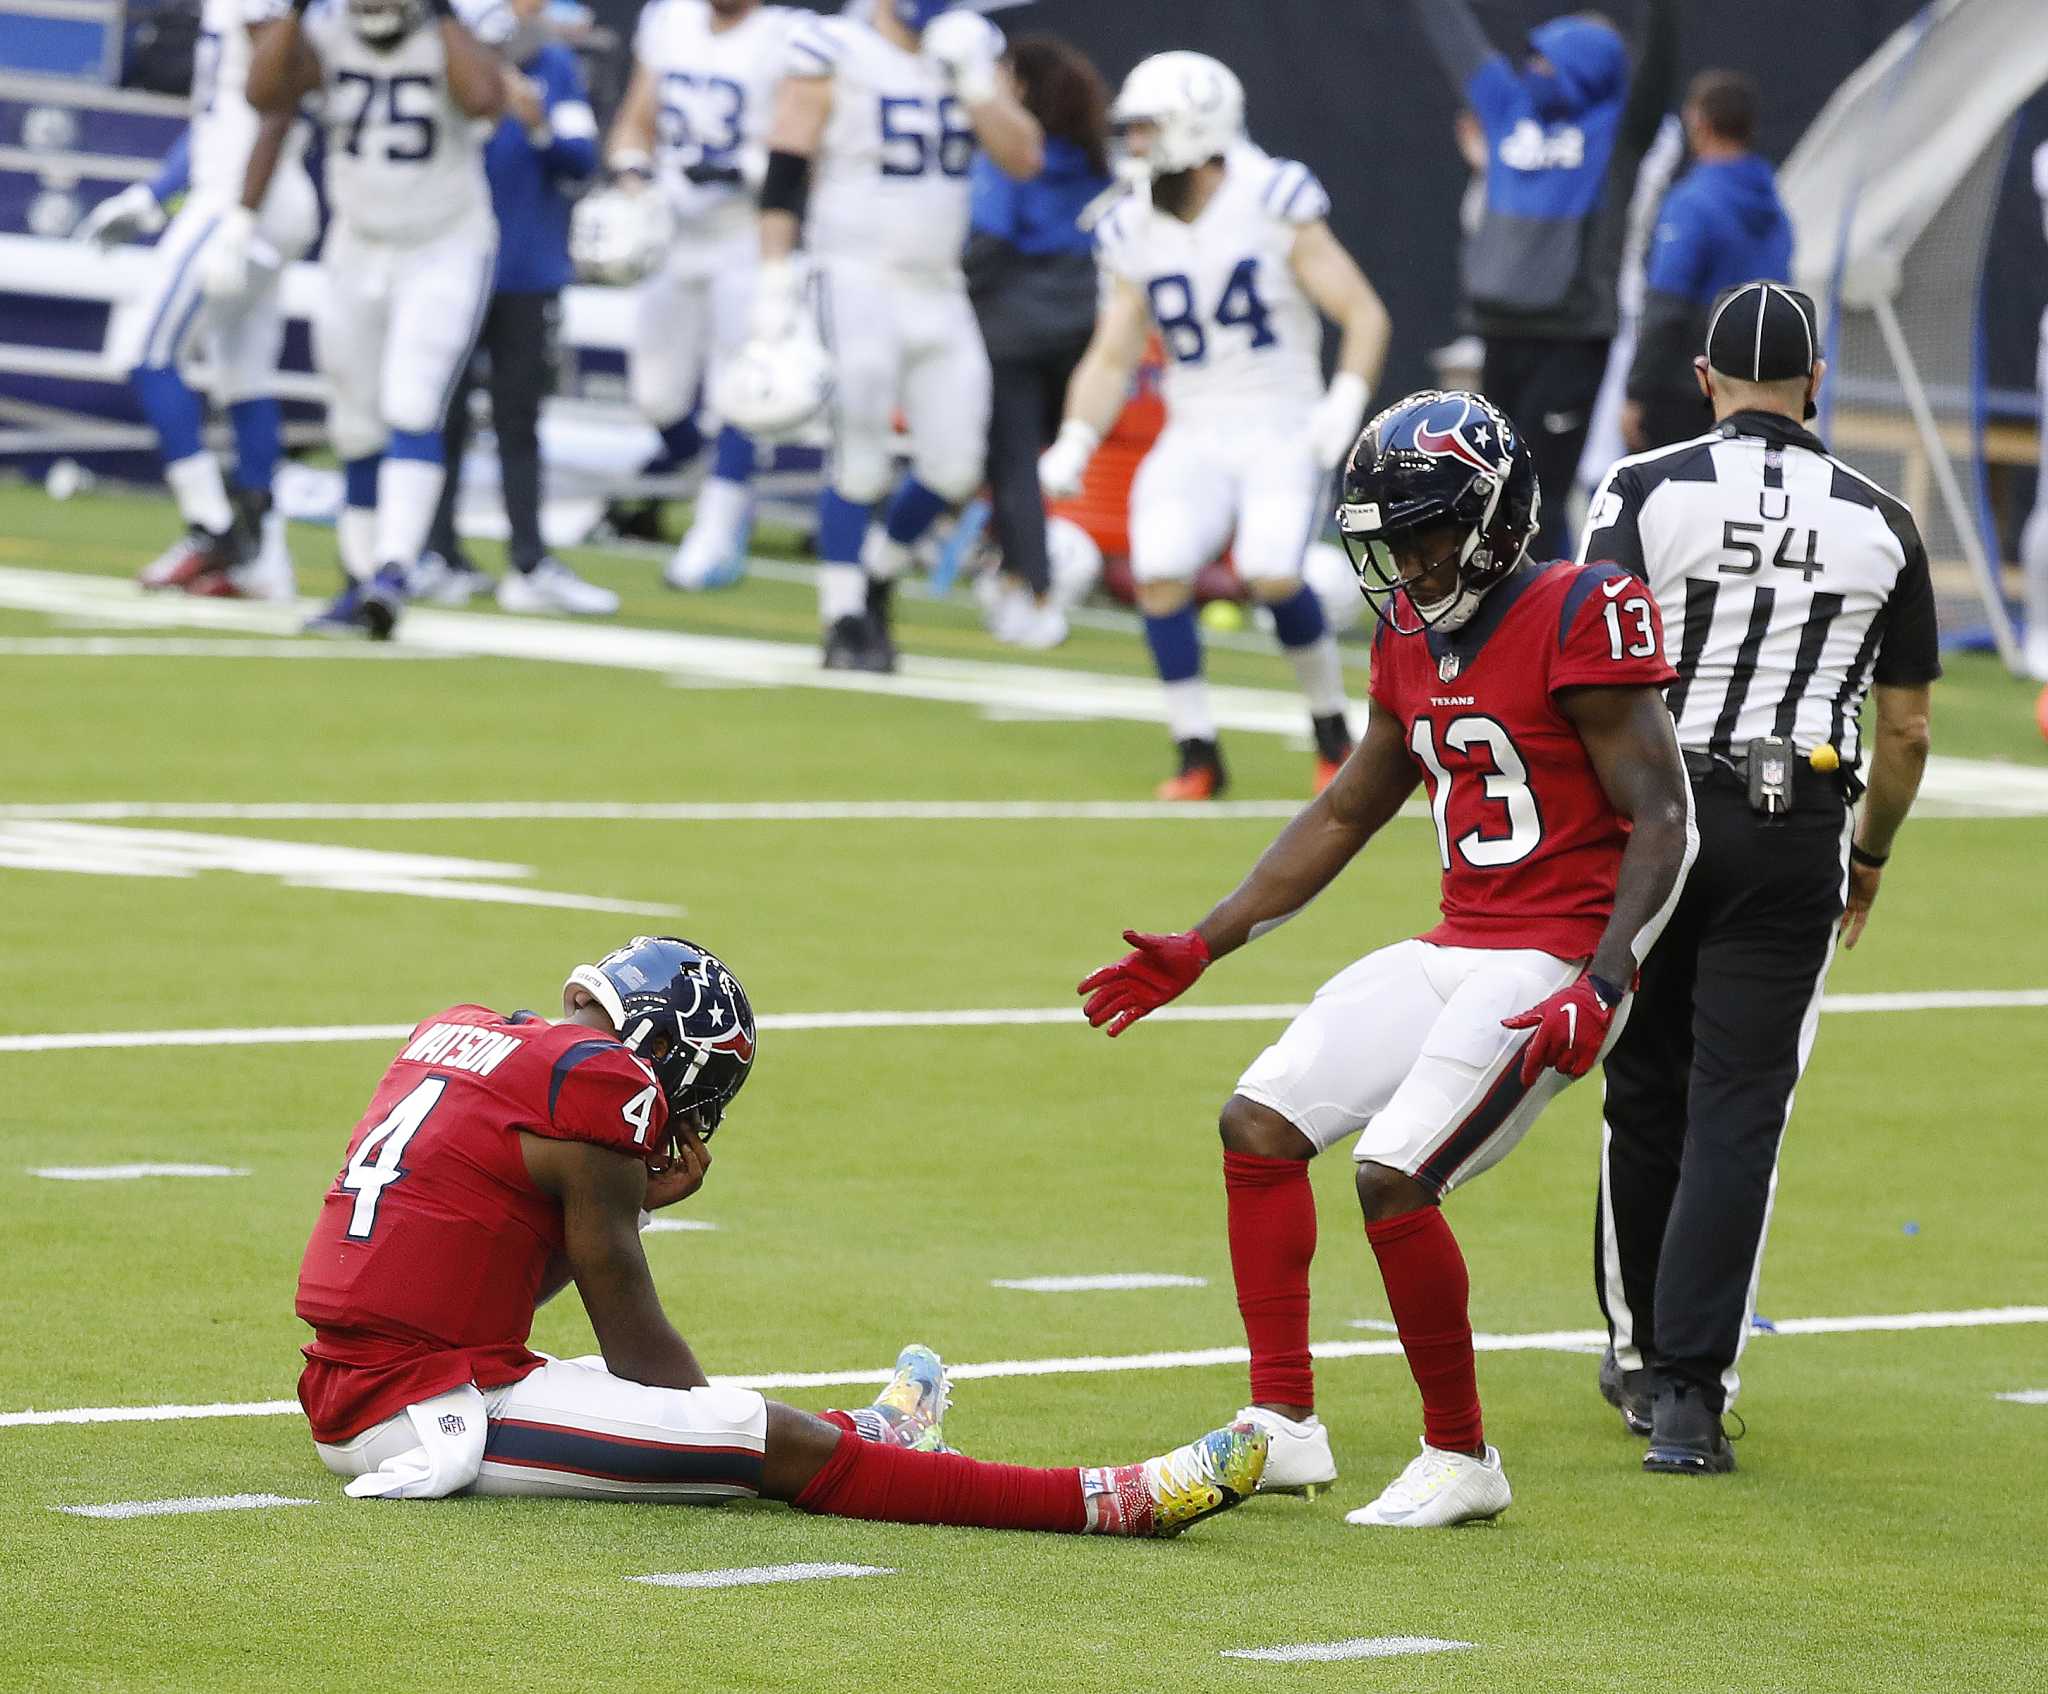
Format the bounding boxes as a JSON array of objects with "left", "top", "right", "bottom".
[
  {"left": 1501, "top": 972, "right": 1623, "bottom": 1084},
  {"left": 1077, "top": 929, "right": 1211, "bottom": 1037}
]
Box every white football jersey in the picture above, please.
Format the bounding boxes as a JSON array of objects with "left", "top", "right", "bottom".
[
  {"left": 634, "top": 0, "right": 796, "bottom": 234},
  {"left": 787, "top": 9, "right": 993, "bottom": 274},
  {"left": 295, "top": 0, "right": 503, "bottom": 242},
  {"left": 190, "top": 0, "right": 309, "bottom": 201},
  {"left": 1095, "top": 144, "right": 1330, "bottom": 426}
]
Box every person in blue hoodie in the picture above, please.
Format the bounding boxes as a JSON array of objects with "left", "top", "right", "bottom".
[
  {"left": 963, "top": 33, "right": 1114, "bottom": 648},
  {"left": 1623, "top": 71, "right": 1793, "bottom": 453},
  {"left": 1407, "top": 0, "right": 1677, "bottom": 556},
  {"left": 421, "top": 0, "right": 614, "bottom": 615}
]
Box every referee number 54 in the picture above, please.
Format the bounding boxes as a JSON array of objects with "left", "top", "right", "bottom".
[{"left": 1721, "top": 519, "right": 1825, "bottom": 583}]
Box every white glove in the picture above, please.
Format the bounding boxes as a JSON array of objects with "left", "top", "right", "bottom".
[
  {"left": 1308, "top": 371, "right": 1372, "bottom": 471},
  {"left": 746, "top": 256, "right": 804, "bottom": 344},
  {"left": 199, "top": 205, "right": 255, "bottom": 299},
  {"left": 74, "top": 183, "right": 165, "bottom": 248},
  {"left": 921, "top": 9, "right": 1003, "bottom": 105},
  {"left": 1037, "top": 419, "right": 1101, "bottom": 501}
]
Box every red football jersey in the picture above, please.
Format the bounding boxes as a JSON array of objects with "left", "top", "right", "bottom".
[
  {"left": 295, "top": 1006, "right": 668, "bottom": 1443},
  {"left": 1368, "top": 559, "right": 1676, "bottom": 959}
]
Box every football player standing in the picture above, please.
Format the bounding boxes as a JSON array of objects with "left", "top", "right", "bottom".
[
  {"left": 598, "top": 0, "right": 798, "bottom": 591},
  {"left": 731, "top": 0, "right": 1044, "bottom": 671},
  {"left": 297, "top": 935, "right": 1267, "bottom": 1535},
  {"left": 248, "top": 0, "right": 510, "bottom": 639},
  {"left": 1039, "top": 53, "right": 1391, "bottom": 799},
  {"left": 1078, "top": 392, "right": 1697, "bottom": 1527},
  {"left": 77, "top": 0, "right": 316, "bottom": 599}
]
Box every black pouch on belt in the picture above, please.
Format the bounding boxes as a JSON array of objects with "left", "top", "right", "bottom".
[{"left": 1745, "top": 736, "right": 1796, "bottom": 818}]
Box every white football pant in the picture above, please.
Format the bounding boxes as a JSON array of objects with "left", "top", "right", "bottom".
[
  {"left": 630, "top": 224, "right": 757, "bottom": 430},
  {"left": 1129, "top": 421, "right": 1325, "bottom": 589}
]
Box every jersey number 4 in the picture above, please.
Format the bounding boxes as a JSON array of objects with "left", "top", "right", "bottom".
[
  {"left": 1147, "top": 258, "right": 1276, "bottom": 364},
  {"left": 1410, "top": 716, "right": 1542, "bottom": 870},
  {"left": 340, "top": 1076, "right": 447, "bottom": 1240}
]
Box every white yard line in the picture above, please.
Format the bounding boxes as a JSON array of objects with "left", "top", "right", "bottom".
[
  {"left": 0, "top": 638, "right": 455, "bottom": 659},
  {"left": 4, "top": 1306, "right": 2041, "bottom": 1431},
  {"left": 0, "top": 566, "right": 2044, "bottom": 813},
  {"left": 0, "top": 800, "right": 1312, "bottom": 823},
  {"left": 2, "top": 989, "right": 2042, "bottom": 1055},
  {"left": 1221, "top": 1638, "right": 1477, "bottom": 1664},
  {"left": 30, "top": 1163, "right": 247, "bottom": 1180},
  {"left": 990, "top": 1274, "right": 1208, "bottom": 1293},
  {"left": 56, "top": 1493, "right": 317, "bottom": 1519},
  {"left": 643, "top": 1218, "right": 719, "bottom": 1233},
  {"left": 629, "top": 1564, "right": 894, "bottom": 1590},
  {"left": 1995, "top": 1390, "right": 2048, "bottom": 1404}
]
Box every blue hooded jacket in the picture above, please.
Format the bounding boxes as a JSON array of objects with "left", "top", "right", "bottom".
[
  {"left": 1626, "top": 151, "right": 1793, "bottom": 420},
  {"left": 485, "top": 41, "right": 598, "bottom": 295},
  {"left": 1410, "top": 0, "right": 1679, "bottom": 339}
]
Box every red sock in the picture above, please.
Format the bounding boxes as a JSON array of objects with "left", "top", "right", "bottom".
[
  {"left": 1365, "top": 1204, "right": 1483, "bottom": 1453},
  {"left": 1224, "top": 1151, "right": 1318, "bottom": 1409},
  {"left": 795, "top": 1428, "right": 1087, "bottom": 1533}
]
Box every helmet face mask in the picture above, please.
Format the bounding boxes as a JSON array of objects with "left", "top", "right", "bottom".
[
  {"left": 565, "top": 937, "right": 757, "bottom": 1138},
  {"left": 348, "top": 0, "right": 420, "bottom": 48},
  {"left": 1336, "top": 390, "right": 1540, "bottom": 638}
]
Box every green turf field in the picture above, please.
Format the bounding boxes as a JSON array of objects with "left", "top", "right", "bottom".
[{"left": 2, "top": 481, "right": 2043, "bottom": 1692}]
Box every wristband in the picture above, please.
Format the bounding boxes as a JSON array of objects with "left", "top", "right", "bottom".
[
  {"left": 760, "top": 148, "right": 811, "bottom": 221},
  {"left": 1587, "top": 972, "right": 1625, "bottom": 1009},
  {"left": 1849, "top": 841, "right": 1889, "bottom": 870}
]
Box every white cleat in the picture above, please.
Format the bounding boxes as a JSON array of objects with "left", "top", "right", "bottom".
[
  {"left": 229, "top": 509, "right": 296, "bottom": 601},
  {"left": 1344, "top": 1439, "right": 1511, "bottom": 1528},
  {"left": 1235, "top": 1407, "right": 1337, "bottom": 1498},
  {"left": 410, "top": 551, "right": 492, "bottom": 606},
  {"left": 664, "top": 477, "right": 753, "bottom": 590},
  {"left": 497, "top": 556, "right": 619, "bottom": 616},
  {"left": 976, "top": 573, "right": 1069, "bottom": 650}
]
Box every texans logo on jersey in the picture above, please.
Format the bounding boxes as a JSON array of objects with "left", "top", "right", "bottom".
[{"left": 1410, "top": 394, "right": 1509, "bottom": 480}]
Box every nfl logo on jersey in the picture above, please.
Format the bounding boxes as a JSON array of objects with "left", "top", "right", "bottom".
[{"left": 1438, "top": 653, "right": 1462, "bottom": 682}]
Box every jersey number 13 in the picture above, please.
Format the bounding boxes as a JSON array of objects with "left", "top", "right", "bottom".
[{"left": 1410, "top": 716, "right": 1542, "bottom": 870}]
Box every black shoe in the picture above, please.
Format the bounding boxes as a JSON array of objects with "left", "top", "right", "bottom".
[
  {"left": 1598, "top": 1347, "right": 1655, "bottom": 1438},
  {"left": 1311, "top": 711, "right": 1352, "bottom": 766},
  {"left": 864, "top": 579, "right": 899, "bottom": 672},
  {"left": 359, "top": 563, "right": 408, "bottom": 643},
  {"left": 1643, "top": 1379, "right": 1735, "bottom": 1475},
  {"left": 823, "top": 614, "right": 873, "bottom": 671}
]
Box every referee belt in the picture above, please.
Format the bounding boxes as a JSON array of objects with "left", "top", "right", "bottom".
[{"left": 1680, "top": 748, "right": 1852, "bottom": 811}]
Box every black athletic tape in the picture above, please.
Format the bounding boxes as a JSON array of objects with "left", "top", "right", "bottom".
[{"left": 760, "top": 149, "right": 811, "bottom": 221}]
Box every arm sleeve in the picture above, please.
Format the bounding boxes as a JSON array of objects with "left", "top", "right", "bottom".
[
  {"left": 1619, "top": 0, "right": 1682, "bottom": 150},
  {"left": 1402, "top": 0, "right": 1499, "bottom": 95},
  {"left": 538, "top": 48, "right": 598, "bottom": 181},
  {"left": 1575, "top": 466, "right": 1649, "bottom": 578},
  {"left": 1872, "top": 526, "right": 1944, "bottom": 685},
  {"left": 542, "top": 1041, "right": 669, "bottom": 1157},
  {"left": 149, "top": 128, "right": 191, "bottom": 203},
  {"left": 1550, "top": 562, "right": 1678, "bottom": 692}
]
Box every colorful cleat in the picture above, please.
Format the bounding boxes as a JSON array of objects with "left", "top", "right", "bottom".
[
  {"left": 139, "top": 525, "right": 238, "bottom": 592},
  {"left": 1156, "top": 737, "right": 1226, "bottom": 802},
  {"left": 865, "top": 1343, "right": 953, "bottom": 1453},
  {"left": 1083, "top": 1421, "right": 1268, "bottom": 1537}
]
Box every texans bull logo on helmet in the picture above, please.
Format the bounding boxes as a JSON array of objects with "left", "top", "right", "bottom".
[{"left": 1411, "top": 394, "right": 1514, "bottom": 481}]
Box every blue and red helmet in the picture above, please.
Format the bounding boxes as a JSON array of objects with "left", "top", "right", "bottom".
[
  {"left": 565, "top": 937, "right": 757, "bottom": 1135},
  {"left": 1335, "top": 389, "right": 1540, "bottom": 635}
]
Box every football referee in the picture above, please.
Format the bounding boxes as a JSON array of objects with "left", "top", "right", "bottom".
[{"left": 1575, "top": 281, "right": 1939, "bottom": 1475}]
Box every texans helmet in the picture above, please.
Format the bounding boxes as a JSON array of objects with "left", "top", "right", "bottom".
[
  {"left": 565, "top": 937, "right": 757, "bottom": 1136},
  {"left": 1335, "top": 390, "right": 1540, "bottom": 636}
]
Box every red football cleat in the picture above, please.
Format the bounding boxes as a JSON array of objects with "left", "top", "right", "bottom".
[
  {"left": 1156, "top": 738, "right": 1226, "bottom": 802},
  {"left": 138, "top": 526, "right": 235, "bottom": 592}
]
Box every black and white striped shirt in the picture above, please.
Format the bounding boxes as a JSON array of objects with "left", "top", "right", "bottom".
[{"left": 1578, "top": 410, "right": 1942, "bottom": 767}]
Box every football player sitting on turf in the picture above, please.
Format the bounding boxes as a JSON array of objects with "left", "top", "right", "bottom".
[
  {"left": 297, "top": 934, "right": 1266, "bottom": 1534},
  {"left": 1039, "top": 51, "right": 1391, "bottom": 800},
  {"left": 1077, "top": 392, "right": 1697, "bottom": 1526}
]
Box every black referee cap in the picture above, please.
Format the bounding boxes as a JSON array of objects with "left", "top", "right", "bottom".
[{"left": 1705, "top": 281, "right": 1819, "bottom": 382}]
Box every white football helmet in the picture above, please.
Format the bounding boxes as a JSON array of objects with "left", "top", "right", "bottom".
[
  {"left": 712, "top": 335, "right": 831, "bottom": 440},
  {"left": 348, "top": 0, "right": 422, "bottom": 47},
  {"left": 570, "top": 187, "right": 674, "bottom": 286},
  {"left": 1110, "top": 51, "right": 1245, "bottom": 179}
]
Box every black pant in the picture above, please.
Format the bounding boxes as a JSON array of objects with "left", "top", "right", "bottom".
[
  {"left": 428, "top": 290, "right": 560, "bottom": 573},
  {"left": 1596, "top": 774, "right": 1849, "bottom": 1410},
  {"left": 1481, "top": 334, "right": 1610, "bottom": 561},
  {"left": 986, "top": 344, "right": 1085, "bottom": 596}
]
